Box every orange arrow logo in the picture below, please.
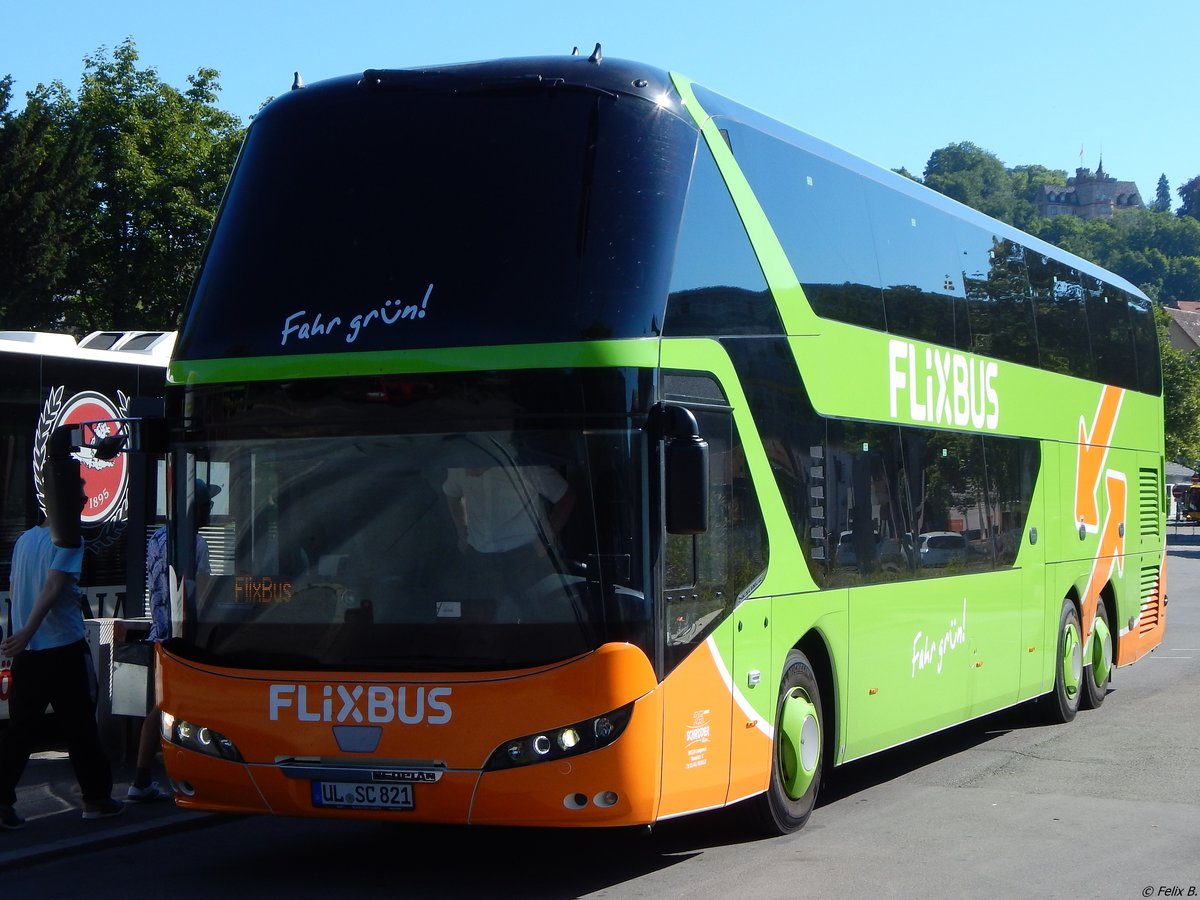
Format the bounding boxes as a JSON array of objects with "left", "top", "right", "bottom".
[
  {"left": 1074, "top": 385, "right": 1123, "bottom": 533},
  {"left": 1080, "top": 471, "right": 1126, "bottom": 648}
]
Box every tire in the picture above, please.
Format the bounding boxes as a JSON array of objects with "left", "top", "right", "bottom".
[
  {"left": 1080, "top": 598, "right": 1112, "bottom": 710},
  {"left": 749, "top": 650, "right": 824, "bottom": 835},
  {"left": 1044, "top": 598, "right": 1082, "bottom": 724}
]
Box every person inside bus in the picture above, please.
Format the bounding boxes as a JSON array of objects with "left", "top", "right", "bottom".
[
  {"left": 0, "top": 475, "right": 125, "bottom": 827},
  {"left": 128, "top": 478, "right": 219, "bottom": 803},
  {"left": 442, "top": 462, "right": 575, "bottom": 610}
]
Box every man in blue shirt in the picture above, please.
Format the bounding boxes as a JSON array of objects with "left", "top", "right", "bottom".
[{"left": 0, "top": 477, "right": 123, "bottom": 829}]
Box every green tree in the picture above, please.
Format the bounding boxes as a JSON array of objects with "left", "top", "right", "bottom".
[
  {"left": 1028, "top": 210, "right": 1200, "bottom": 303},
  {"left": 1008, "top": 164, "right": 1067, "bottom": 230},
  {"left": 922, "top": 142, "right": 1016, "bottom": 224},
  {"left": 1153, "top": 174, "right": 1172, "bottom": 213},
  {"left": 1179, "top": 175, "right": 1200, "bottom": 222},
  {"left": 0, "top": 76, "right": 97, "bottom": 329},
  {"left": 63, "top": 39, "right": 244, "bottom": 332},
  {"left": 1158, "top": 306, "right": 1200, "bottom": 464}
]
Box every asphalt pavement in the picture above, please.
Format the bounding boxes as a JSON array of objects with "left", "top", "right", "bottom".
[{"left": 0, "top": 745, "right": 220, "bottom": 871}]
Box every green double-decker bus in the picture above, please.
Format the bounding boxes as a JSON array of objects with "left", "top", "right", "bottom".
[{"left": 156, "top": 52, "right": 1165, "bottom": 834}]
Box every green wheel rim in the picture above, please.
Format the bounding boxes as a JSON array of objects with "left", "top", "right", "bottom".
[
  {"left": 1062, "top": 619, "right": 1082, "bottom": 700},
  {"left": 779, "top": 688, "right": 820, "bottom": 799},
  {"left": 1090, "top": 613, "right": 1112, "bottom": 687}
]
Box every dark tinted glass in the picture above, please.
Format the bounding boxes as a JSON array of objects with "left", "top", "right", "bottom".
[
  {"left": 1029, "top": 254, "right": 1092, "bottom": 379},
  {"left": 692, "top": 84, "right": 1156, "bottom": 394},
  {"left": 173, "top": 367, "right": 654, "bottom": 440},
  {"left": 720, "top": 337, "right": 826, "bottom": 579},
  {"left": 167, "top": 367, "right": 658, "bottom": 671},
  {"left": 709, "top": 116, "right": 886, "bottom": 331},
  {"left": 1085, "top": 275, "right": 1136, "bottom": 390},
  {"left": 824, "top": 422, "right": 911, "bottom": 582},
  {"left": 864, "top": 179, "right": 966, "bottom": 349},
  {"left": 980, "top": 435, "right": 1039, "bottom": 566},
  {"left": 663, "top": 139, "right": 782, "bottom": 336},
  {"left": 178, "top": 83, "right": 697, "bottom": 360},
  {"left": 959, "top": 235, "right": 1041, "bottom": 367},
  {"left": 1128, "top": 294, "right": 1162, "bottom": 395},
  {"left": 663, "top": 401, "right": 767, "bottom": 671},
  {"left": 821, "top": 426, "right": 1039, "bottom": 584},
  {"left": 720, "top": 333, "right": 1045, "bottom": 586}
]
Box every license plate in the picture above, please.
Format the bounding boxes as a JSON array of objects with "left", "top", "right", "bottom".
[{"left": 312, "top": 781, "right": 414, "bottom": 810}]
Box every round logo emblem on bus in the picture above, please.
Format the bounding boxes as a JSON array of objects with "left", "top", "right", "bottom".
[{"left": 34, "top": 387, "right": 131, "bottom": 546}]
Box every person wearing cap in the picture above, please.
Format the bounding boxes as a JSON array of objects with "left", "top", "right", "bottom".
[
  {"left": 128, "top": 478, "right": 220, "bottom": 802},
  {"left": 0, "top": 475, "right": 124, "bottom": 828}
]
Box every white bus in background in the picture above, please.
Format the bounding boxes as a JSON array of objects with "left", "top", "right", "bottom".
[{"left": 0, "top": 330, "right": 173, "bottom": 718}]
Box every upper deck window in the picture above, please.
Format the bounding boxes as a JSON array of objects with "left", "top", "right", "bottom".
[{"left": 178, "top": 77, "right": 697, "bottom": 361}]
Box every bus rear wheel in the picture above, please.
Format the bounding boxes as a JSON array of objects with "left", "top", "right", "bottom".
[
  {"left": 1080, "top": 599, "right": 1112, "bottom": 710},
  {"left": 1044, "top": 598, "right": 1082, "bottom": 724},
  {"left": 749, "top": 649, "right": 824, "bottom": 836}
]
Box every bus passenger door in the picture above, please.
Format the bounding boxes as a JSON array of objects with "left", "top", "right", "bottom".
[
  {"left": 727, "top": 593, "right": 774, "bottom": 803},
  {"left": 658, "top": 624, "right": 733, "bottom": 819},
  {"left": 657, "top": 403, "right": 768, "bottom": 818}
]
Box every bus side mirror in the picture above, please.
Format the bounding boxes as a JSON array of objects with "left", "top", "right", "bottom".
[
  {"left": 649, "top": 402, "right": 709, "bottom": 535},
  {"left": 666, "top": 434, "right": 709, "bottom": 535},
  {"left": 45, "top": 424, "right": 83, "bottom": 549}
]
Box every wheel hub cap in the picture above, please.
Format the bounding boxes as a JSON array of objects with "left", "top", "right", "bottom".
[
  {"left": 1062, "top": 621, "right": 1081, "bottom": 699},
  {"left": 779, "top": 688, "right": 820, "bottom": 799},
  {"left": 1090, "top": 614, "right": 1112, "bottom": 686}
]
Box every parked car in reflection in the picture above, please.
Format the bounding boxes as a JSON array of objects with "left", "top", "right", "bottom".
[
  {"left": 837, "top": 530, "right": 908, "bottom": 570},
  {"left": 836, "top": 530, "right": 877, "bottom": 567},
  {"left": 917, "top": 531, "right": 967, "bottom": 567}
]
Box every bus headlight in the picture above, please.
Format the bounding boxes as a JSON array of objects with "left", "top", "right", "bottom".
[
  {"left": 483, "top": 703, "right": 634, "bottom": 771},
  {"left": 162, "top": 710, "right": 244, "bottom": 762}
]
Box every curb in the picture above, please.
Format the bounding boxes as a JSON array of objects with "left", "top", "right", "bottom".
[{"left": 0, "top": 809, "right": 226, "bottom": 872}]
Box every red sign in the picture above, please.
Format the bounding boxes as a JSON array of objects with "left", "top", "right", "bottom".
[
  {"left": 60, "top": 393, "right": 128, "bottom": 524},
  {"left": 34, "top": 387, "right": 131, "bottom": 548}
]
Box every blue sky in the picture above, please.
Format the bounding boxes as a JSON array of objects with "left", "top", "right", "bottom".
[{"left": 3, "top": 0, "right": 1196, "bottom": 210}]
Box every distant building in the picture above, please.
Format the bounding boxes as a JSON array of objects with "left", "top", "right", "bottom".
[
  {"left": 1038, "top": 159, "right": 1144, "bottom": 220},
  {"left": 1163, "top": 301, "right": 1200, "bottom": 352}
]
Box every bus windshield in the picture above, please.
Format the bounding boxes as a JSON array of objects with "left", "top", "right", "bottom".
[
  {"left": 176, "top": 71, "right": 697, "bottom": 361},
  {"left": 173, "top": 426, "right": 651, "bottom": 672}
]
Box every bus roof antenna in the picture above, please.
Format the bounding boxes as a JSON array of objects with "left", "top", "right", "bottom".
[
  {"left": 292, "top": 72, "right": 305, "bottom": 91},
  {"left": 588, "top": 43, "right": 602, "bottom": 64},
  {"left": 571, "top": 46, "right": 579, "bottom": 56}
]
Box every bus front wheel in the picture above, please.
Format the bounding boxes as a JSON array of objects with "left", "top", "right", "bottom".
[
  {"left": 1044, "top": 598, "right": 1082, "bottom": 724},
  {"left": 750, "top": 649, "right": 824, "bottom": 836}
]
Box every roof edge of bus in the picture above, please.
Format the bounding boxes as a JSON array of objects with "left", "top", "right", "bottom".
[
  {"left": 258, "top": 53, "right": 678, "bottom": 116},
  {"left": 0, "top": 330, "right": 176, "bottom": 365}
]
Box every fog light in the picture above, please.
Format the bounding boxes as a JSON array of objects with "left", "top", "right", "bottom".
[
  {"left": 563, "top": 793, "right": 588, "bottom": 810},
  {"left": 506, "top": 742, "right": 523, "bottom": 762},
  {"left": 594, "top": 716, "right": 615, "bottom": 740},
  {"left": 557, "top": 728, "right": 581, "bottom": 751},
  {"left": 594, "top": 791, "right": 619, "bottom": 808},
  {"left": 533, "top": 735, "right": 552, "bottom": 756},
  {"left": 197, "top": 727, "right": 212, "bottom": 746}
]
